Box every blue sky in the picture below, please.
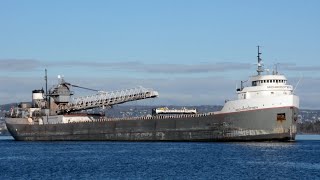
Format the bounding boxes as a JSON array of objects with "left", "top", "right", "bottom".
[{"left": 0, "top": 0, "right": 320, "bottom": 108}]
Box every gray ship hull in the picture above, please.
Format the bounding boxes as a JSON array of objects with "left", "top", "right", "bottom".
[{"left": 5, "top": 106, "right": 298, "bottom": 141}]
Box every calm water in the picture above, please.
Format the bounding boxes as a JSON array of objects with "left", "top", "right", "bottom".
[{"left": 0, "top": 135, "right": 320, "bottom": 180}]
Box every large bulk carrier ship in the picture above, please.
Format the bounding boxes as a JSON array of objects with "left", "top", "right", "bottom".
[{"left": 5, "top": 47, "right": 299, "bottom": 141}]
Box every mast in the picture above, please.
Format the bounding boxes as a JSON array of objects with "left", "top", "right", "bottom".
[
  {"left": 45, "top": 69, "right": 48, "bottom": 101},
  {"left": 257, "top": 46, "right": 264, "bottom": 75},
  {"left": 45, "top": 69, "right": 50, "bottom": 110}
]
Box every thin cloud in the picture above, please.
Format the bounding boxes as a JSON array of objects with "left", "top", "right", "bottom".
[
  {"left": 133, "top": 62, "right": 251, "bottom": 73},
  {"left": 50, "top": 61, "right": 252, "bottom": 74},
  {"left": 280, "top": 63, "right": 320, "bottom": 72},
  {"left": 47, "top": 61, "right": 141, "bottom": 69},
  {"left": 1, "top": 58, "right": 252, "bottom": 74},
  {"left": 4, "top": 58, "right": 320, "bottom": 74},
  {"left": 0, "top": 59, "right": 41, "bottom": 71}
]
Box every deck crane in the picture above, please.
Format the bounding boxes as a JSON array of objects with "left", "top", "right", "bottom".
[{"left": 45, "top": 76, "right": 158, "bottom": 115}]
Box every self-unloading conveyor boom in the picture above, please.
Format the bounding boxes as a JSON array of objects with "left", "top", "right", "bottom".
[
  {"left": 47, "top": 77, "right": 159, "bottom": 114},
  {"left": 64, "top": 86, "right": 158, "bottom": 113}
]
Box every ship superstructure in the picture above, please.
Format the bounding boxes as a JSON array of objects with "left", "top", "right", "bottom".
[
  {"left": 218, "top": 46, "right": 298, "bottom": 115},
  {"left": 8, "top": 75, "right": 158, "bottom": 125},
  {"left": 5, "top": 47, "right": 299, "bottom": 141}
]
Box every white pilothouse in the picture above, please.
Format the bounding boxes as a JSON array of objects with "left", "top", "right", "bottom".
[{"left": 217, "top": 46, "right": 299, "bottom": 114}]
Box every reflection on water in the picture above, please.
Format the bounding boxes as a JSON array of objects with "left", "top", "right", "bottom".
[
  {"left": 236, "top": 141, "right": 296, "bottom": 148},
  {"left": 233, "top": 135, "right": 320, "bottom": 149}
]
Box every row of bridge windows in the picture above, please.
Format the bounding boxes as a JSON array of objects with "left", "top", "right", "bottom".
[{"left": 252, "top": 79, "right": 287, "bottom": 86}]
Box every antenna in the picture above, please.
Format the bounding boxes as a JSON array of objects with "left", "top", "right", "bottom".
[
  {"left": 293, "top": 74, "right": 303, "bottom": 93},
  {"left": 45, "top": 69, "right": 48, "bottom": 101},
  {"left": 274, "top": 63, "right": 280, "bottom": 75},
  {"left": 257, "top": 45, "right": 264, "bottom": 75},
  {"left": 45, "top": 69, "right": 50, "bottom": 110}
]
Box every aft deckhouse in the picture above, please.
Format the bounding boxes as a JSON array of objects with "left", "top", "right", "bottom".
[{"left": 218, "top": 46, "right": 299, "bottom": 114}]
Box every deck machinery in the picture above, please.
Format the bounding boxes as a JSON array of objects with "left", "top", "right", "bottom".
[{"left": 11, "top": 75, "right": 159, "bottom": 124}]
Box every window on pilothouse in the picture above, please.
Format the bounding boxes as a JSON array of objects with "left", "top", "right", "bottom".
[{"left": 252, "top": 81, "right": 257, "bottom": 86}]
